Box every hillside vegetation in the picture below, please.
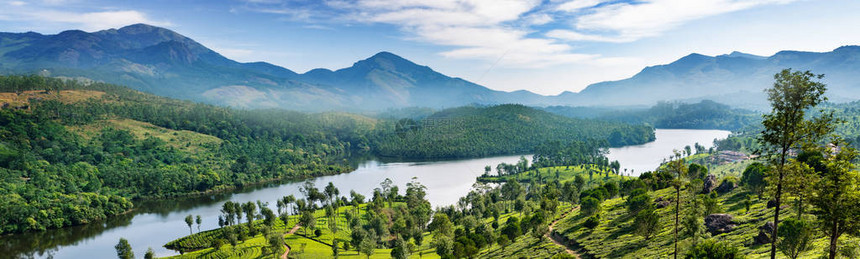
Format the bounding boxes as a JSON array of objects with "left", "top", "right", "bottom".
[
  {"left": 0, "top": 75, "right": 656, "bottom": 235},
  {"left": 374, "top": 104, "right": 654, "bottom": 158}
]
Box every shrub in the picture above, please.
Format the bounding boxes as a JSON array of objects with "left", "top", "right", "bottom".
[
  {"left": 633, "top": 208, "right": 659, "bottom": 240},
  {"left": 581, "top": 197, "right": 601, "bottom": 216},
  {"left": 627, "top": 193, "right": 652, "bottom": 215},
  {"left": 777, "top": 218, "right": 813, "bottom": 259},
  {"left": 583, "top": 216, "right": 600, "bottom": 229},
  {"left": 684, "top": 239, "right": 743, "bottom": 259}
]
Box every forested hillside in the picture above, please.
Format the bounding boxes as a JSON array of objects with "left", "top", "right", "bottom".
[
  {"left": 545, "top": 100, "right": 760, "bottom": 131},
  {"left": 0, "top": 75, "right": 357, "bottom": 234},
  {"left": 0, "top": 75, "right": 656, "bottom": 235},
  {"left": 372, "top": 104, "right": 655, "bottom": 158}
]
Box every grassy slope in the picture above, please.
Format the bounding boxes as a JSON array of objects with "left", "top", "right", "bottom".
[
  {"left": 478, "top": 164, "right": 626, "bottom": 184},
  {"left": 553, "top": 160, "right": 859, "bottom": 259},
  {"left": 477, "top": 203, "right": 575, "bottom": 258},
  {"left": 476, "top": 165, "right": 627, "bottom": 258},
  {"left": 162, "top": 204, "right": 441, "bottom": 259}
]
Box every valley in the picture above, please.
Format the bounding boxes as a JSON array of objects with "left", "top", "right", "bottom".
[{"left": 2, "top": 6, "right": 860, "bottom": 258}]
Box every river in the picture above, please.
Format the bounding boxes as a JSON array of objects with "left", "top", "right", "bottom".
[{"left": 1, "top": 129, "right": 730, "bottom": 259}]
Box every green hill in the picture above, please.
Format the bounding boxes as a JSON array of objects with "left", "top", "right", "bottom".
[{"left": 372, "top": 104, "right": 655, "bottom": 158}]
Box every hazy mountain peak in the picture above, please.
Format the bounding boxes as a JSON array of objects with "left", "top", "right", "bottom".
[
  {"left": 353, "top": 51, "right": 426, "bottom": 72},
  {"left": 719, "top": 51, "right": 766, "bottom": 59}
]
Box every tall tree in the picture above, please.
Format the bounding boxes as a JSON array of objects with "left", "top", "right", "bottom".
[
  {"left": 666, "top": 151, "right": 688, "bottom": 259},
  {"left": 758, "top": 69, "right": 832, "bottom": 259},
  {"left": 195, "top": 215, "right": 202, "bottom": 233},
  {"left": 810, "top": 141, "right": 860, "bottom": 259},
  {"left": 115, "top": 238, "right": 134, "bottom": 259},
  {"left": 185, "top": 215, "right": 194, "bottom": 234}
]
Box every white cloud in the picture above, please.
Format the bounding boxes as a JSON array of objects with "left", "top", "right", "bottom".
[
  {"left": 546, "top": 29, "right": 633, "bottom": 43},
  {"left": 556, "top": 0, "right": 606, "bottom": 12},
  {"left": 28, "top": 10, "right": 170, "bottom": 31},
  {"left": 319, "top": 0, "right": 599, "bottom": 68},
  {"left": 567, "top": 0, "right": 796, "bottom": 42},
  {"left": 0, "top": 1, "right": 169, "bottom": 32}
]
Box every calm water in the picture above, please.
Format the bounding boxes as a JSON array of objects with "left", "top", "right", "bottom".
[
  {"left": 606, "top": 129, "right": 731, "bottom": 176},
  {"left": 1, "top": 129, "right": 729, "bottom": 259}
]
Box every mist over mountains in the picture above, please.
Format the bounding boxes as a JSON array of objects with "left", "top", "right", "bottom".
[{"left": 1, "top": 24, "right": 859, "bottom": 111}]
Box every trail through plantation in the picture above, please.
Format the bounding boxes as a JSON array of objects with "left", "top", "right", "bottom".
[
  {"left": 281, "top": 224, "right": 301, "bottom": 259},
  {"left": 548, "top": 206, "right": 581, "bottom": 258}
]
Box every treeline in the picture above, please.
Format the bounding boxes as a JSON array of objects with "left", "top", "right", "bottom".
[
  {"left": 164, "top": 179, "right": 434, "bottom": 259},
  {"left": 545, "top": 100, "right": 760, "bottom": 131},
  {"left": 373, "top": 104, "right": 655, "bottom": 158}
]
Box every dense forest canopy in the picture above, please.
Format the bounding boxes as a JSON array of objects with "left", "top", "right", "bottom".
[
  {"left": 373, "top": 104, "right": 655, "bottom": 158},
  {"left": 545, "top": 100, "right": 760, "bottom": 131}
]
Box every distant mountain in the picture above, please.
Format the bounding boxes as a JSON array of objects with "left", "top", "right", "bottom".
[
  {"left": 0, "top": 24, "right": 542, "bottom": 111},
  {"left": 563, "top": 46, "right": 860, "bottom": 110},
  {"left": 2, "top": 24, "right": 860, "bottom": 111}
]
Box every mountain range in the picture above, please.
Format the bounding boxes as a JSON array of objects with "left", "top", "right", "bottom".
[{"left": 1, "top": 23, "right": 859, "bottom": 111}]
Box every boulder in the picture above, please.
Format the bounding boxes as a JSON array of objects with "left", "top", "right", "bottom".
[
  {"left": 702, "top": 174, "right": 718, "bottom": 194},
  {"left": 704, "top": 214, "right": 736, "bottom": 235},
  {"left": 754, "top": 222, "right": 776, "bottom": 244},
  {"left": 767, "top": 199, "right": 778, "bottom": 208},
  {"left": 716, "top": 180, "right": 737, "bottom": 194},
  {"left": 656, "top": 200, "right": 671, "bottom": 209}
]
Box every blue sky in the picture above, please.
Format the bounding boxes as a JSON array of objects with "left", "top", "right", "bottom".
[{"left": 1, "top": 0, "right": 859, "bottom": 95}]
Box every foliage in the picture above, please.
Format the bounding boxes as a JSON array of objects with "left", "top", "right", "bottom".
[
  {"left": 545, "top": 100, "right": 760, "bottom": 131},
  {"left": 373, "top": 104, "right": 654, "bottom": 158},
  {"left": 634, "top": 208, "right": 660, "bottom": 240},
  {"left": 580, "top": 197, "right": 601, "bottom": 217},
  {"left": 115, "top": 238, "right": 134, "bottom": 259},
  {"left": 741, "top": 163, "right": 768, "bottom": 196},
  {"left": 583, "top": 216, "right": 600, "bottom": 229},
  {"left": 809, "top": 142, "right": 860, "bottom": 259},
  {"left": 684, "top": 239, "right": 743, "bottom": 259},
  {"left": 777, "top": 218, "right": 813, "bottom": 259},
  {"left": 758, "top": 69, "right": 833, "bottom": 259}
]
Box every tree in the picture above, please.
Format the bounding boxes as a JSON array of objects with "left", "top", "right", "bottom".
[
  {"left": 777, "top": 218, "right": 813, "bottom": 259},
  {"left": 627, "top": 192, "right": 652, "bottom": 215},
  {"left": 266, "top": 233, "right": 285, "bottom": 257},
  {"left": 497, "top": 235, "right": 511, "bottom": 251},
  {"left": 580, "top": 197, "right": 600, "bottom": 216},
  {"left": 185, "top": 215, "right": 194, "bottom": 234},
  {"left": 242, "top": 202, "right": 257, "bottom": 229},
  {"left": 810, "top": 142, "right": 860, "bottom": 259},
  {"left": 684, "top": 239, "right": 742, "bottom": 259},
  {"left": 332, "top": 238, "right": 339, "bottom": 258},
  {"left": 574, "top": 174, "right": 586, "bottom": 192},
  {"left": 115, "top": 238, "right": 134, "bottom": 259},
  {"left": 634, "top": 208, "right": 660, "bottom": 240},
  {"left": 300, "top": 210, "right": 316, "bottom": 235},
  {"left": 741, "top": 162, "right": 768, "bottom": 197},
  {"left": 328, "top": 212, "right": 339, "bottom": 244},
  {"left": 759, "top": 69, "right": 832, "bottom": 259},
  {"left": 391, "top": 236, "right": 409, "bottom": 259},
  {"left": 195, "top": 215, "right": 202, "bottom": 233},
  {"left": 429, "top": 213, "right": 454, "bottom": 237},
  {"left": 144, "top": 247, "right": 154, "bottom": 259},
  {"left": 359, "top": 236, "right": 376, "bottom": 258},
  {"left": 666, "top": 151, "right": 689, "bottom": 259},
  {"left": 432, "top": 234, "right": 453, "bottom": 257}
]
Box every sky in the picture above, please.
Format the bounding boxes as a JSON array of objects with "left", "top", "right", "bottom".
[{"left": 1, "top": 0, "right": 859, "bottom": 95}]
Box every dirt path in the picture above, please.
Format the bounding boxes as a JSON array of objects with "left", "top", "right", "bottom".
[
  {"left": 281, "top": 224, "right": 302, "bottom": 259},
  {"left": 547, "top": 206, "right": 581, "bottom": 258}
]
